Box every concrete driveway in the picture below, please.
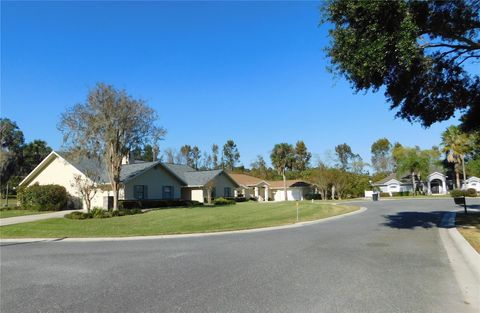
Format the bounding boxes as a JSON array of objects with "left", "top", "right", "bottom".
[{"left": 1, "top": 199, "right": 479, "bottom": 313}]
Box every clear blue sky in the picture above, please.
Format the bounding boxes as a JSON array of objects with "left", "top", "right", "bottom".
[{"left": 2, "top": 1, "right": 458, "bottom": 169}]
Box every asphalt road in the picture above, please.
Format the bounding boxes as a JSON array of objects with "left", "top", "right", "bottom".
[{"left": 1, "top": 199, "right": 479, "bottom": 313}]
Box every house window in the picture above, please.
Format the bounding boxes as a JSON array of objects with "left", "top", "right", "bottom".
[
  {"left": 163, "top": 186, "right": 174, "bottom": 199},
  {"left": 224, "top": 187, "right": 231, "bottom": 197},
  {"left": 134, "top": 185, "right": 148, "bottom": 200}
]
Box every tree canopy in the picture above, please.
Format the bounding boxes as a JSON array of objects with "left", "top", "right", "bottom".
[{"left": 323, "top": 0, "right": 480, "bottom": 132}]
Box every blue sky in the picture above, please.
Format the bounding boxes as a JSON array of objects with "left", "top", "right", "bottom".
[{"left": 1, "top": 1, "right": 459, "bottom": 169}]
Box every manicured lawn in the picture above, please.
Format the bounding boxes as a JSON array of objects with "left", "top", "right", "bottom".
[
  {"left": 0, "top": 201, "right": 359, "bottom": 238},
  {"left": 0, "top": 195, "right": 17, "bottom": 207},
  {"left": 456, "top": 212, "right": 480, "bottom": 253},
  {"left": 0, "top": 210, "right": 51, "bottom": 219}
]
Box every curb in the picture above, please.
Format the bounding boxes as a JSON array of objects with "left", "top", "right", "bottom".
[
  {"left": 447, "top": 226, "right": 480, "bottom": 281},
  {"left": 0, "top": 207, "right": 367, "bottom": 243}
]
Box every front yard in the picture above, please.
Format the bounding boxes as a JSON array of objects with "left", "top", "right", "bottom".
[
  {"left": 456, "top": 212, "right": 480, "bottom": 253},
  {"left": 0, "top": 210, "right": 52, "bottom": 219},
  {"left": 0, "top": 201, "right": 358, "bottom": 238}
]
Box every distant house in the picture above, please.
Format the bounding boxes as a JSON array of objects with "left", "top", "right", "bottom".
[
  {"left": 19, "top": 151, "right": 239, "bottom": 209},
  {"left": 229, "top": 173, "right": 314, "bottom": 201},
  {"left": 464, "top": 176, "right": 480, "bottom": 192},
  {"left": 371, "top": 172, "right": 448, "bottom": 195}
]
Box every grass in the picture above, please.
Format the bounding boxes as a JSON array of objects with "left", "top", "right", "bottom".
[
  {"left": 0, "top": 201, "right": 358, "bottom": 238},
  {"left": 0, "top": 210, "right": 51, "bottom": 219},
  {"left": 0, "top": 195, "right": 17, "bottom": 207},
  {"left": 455, "top": 212, "right": 480, "bottom": 253}
]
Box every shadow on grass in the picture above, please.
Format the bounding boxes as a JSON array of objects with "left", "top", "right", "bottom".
[{"left": 382, "top": 211, "right": 455, "bottom": 229}]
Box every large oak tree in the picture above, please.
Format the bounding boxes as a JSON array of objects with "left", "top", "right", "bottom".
[
  {"left": 59, "top": 83, "right": 165, "bottom": 210},
  {"left": 323, "top": 0, "right": 480, "bottom": 131}
]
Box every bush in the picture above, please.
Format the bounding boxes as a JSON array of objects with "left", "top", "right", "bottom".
[
  {"left": 233, "top": 196, "right": 247, "bottom": 202},
  {"left": 18, "top": 184, "right": 68, "bottom": 211},
  {"left": 305, "top": 193, "right": 322, "bottom": 200},
  {"left": 450, "top": 189, "right": 477, "bottom": 197},
  {"left": 391, "top": 191, "right": 412, "bottom": 197},
  {"left": 119, "top": 199, "right": 202, "bottom": 210},
  {"left": 466, "top": 188, "right": 478, "bottom": 197},
  {"left": 213, "top": 197, "right": 236, "bottom": 206},
  {"left": 64, "top": 211, "right": 92, "bottom": 220},
  {"left": 379, "top": 192, "right": 391, "bottom": 197}
]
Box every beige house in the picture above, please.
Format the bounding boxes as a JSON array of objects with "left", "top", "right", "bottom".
[
  {"left": 19, "top": 151, "right": 239, "bottom": 209},
  {"left": 229, "top": 173, "right": 314, "bottom": 201}
]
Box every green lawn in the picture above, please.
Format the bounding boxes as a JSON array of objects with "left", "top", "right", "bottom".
[
  {"left": 456, "top": 212, "right": 480, "bottom": 253},
  {"left": 0, "top": 210, "right": 51, "bottom": 219},
  {"left": 0, "top": 201, "right": 359, "bottom": 238},
  {"left": 0, "top": 195, "right": 17, "bottom": 207}
]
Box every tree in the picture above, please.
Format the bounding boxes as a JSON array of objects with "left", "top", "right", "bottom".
[
  {"left": 335, "top": 143, "right": 354, "bottom": 170},
  {"left": 70, "top": 161, "right": 102, "bottom": 213},
  {"left": 466, "top": 158, "right": 480, "bottom": 177},
  {"left": 163, "top": 148, "right": 175, "bottom": 164},
  {"left": 441, "top": 125, "right": 476, "bottom": 188},
  {"left": 309, "top": 164, "right": 331, "bottom": 200},
  {"left": 251, "top": 155, "right": 268, "bottom": 179},
  {"left": 180, "top": 145, "right": 194, "bottom": 167},
  {"left": 323, "top": 0, "right": 480, "bottom": 132},
  {"left": 270, "top": 143, "right": 295, "bottom": 201},
  {"left": 201, "top": 151, "right": 213, "bottom": 170},
  {"left": 192, "top": 146, "right": 201, "bottom": 170},
  {"left": 371, "top": 138, "right": 393, "bottom": 173},
  {"left": 350, "top": 154, "right": 368, "bottom": 174},
  {"left": 21, "top": 140, "right": 52, "bottom": 175},
  {"left": 0, "top": 118, "right": 25, "bottom": 194},
  {"left": 392, "top": 145, "right": 438, "bottom": 195},
  {"left": 222, "top": 140, "right": 240, "bottom": 171},
  {"left": 294, "top": 140, "right": 312, "bottom": 171},
  {"left": 59, "top": 83, "right": 165, "bottom": 211},
  {"left": 211, "top": 144, "right": 219, "bottom": 169}
]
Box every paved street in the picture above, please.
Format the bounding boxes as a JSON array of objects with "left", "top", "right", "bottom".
[{"left": 1, "top": 199, "right": 479, "bottom": 313}]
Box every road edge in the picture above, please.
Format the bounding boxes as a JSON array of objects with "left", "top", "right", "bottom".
[
  {"left": 0, "top": 206, "right": 367, "bottom": 243},
  {"left": 439, "top": 212, "right": 480, "bottom": 311}
]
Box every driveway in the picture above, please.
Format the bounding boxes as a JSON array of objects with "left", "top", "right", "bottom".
[
  {"left": 0, "top": 210, "right": 79, "bottom": 226},
  {"left": 1, "top": 199, "right": 479, "bottom": 313}
]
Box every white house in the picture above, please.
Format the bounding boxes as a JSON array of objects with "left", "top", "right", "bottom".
[
  {"left": 19, "top": 151, "right": 239, "bottom": 209},
  {"left": 464, "top": 176, "right": 480, "bottom": 192},
  {"left": 371, "top": 173, "right": 414, "bottom": 194},
  {"left": 371, "top": 172, "right": 448, "bottom": 195}
]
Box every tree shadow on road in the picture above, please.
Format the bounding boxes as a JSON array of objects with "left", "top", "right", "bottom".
[{"left": 382, "top": 211, "right": 454, "bottom": 229}]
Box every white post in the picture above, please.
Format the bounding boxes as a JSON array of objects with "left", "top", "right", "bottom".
[
  {"left": 264, "top": 186, "right": 269, "bottom": 202},
  {"left": 234, "top": 189, "right": 238, "bottom": 197},
  {"left": 427, "top": 180, "right": 431, "bottom": 195},
  {"left": 254, "top": 186, "right": 259, "bottom": 198},
  {"left": 442, "top": 179, "right": 447, "bottom": 195}
]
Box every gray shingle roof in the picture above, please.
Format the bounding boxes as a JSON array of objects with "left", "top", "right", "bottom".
[
  {"left": 57, "top": 152, "right": 160, "bottom": 184},
  {"left": 58, "top": 152, "right": 226, "bottom": 187}
]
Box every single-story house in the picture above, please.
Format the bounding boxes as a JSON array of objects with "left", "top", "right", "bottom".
[
  {"left": 229, "top": 173, "right": 314, "bottom": 201},
  {"left": 464, "top": 176, "right": 480, "bottom": 192},
  {"left": 229, "top": 173, "right": 271, "bottom": 201},
  {"left": 371, "top": 172, "right": 448, "bottom": 195},
  {"left": 19, "top": 151, "right": 239, "bottom": 209}
]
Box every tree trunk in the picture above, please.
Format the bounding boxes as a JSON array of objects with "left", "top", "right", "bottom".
[
  {"left": 283, "top": 170, "right": 287, "bottom": 201},
  {"left": 461, "top": 155, "right": 466, "bottom": 189},
  {"left": 206, "top": 188, "right": 212, "bottom": 205},
  {"left": 411, "top": 172, "right": 416, "bottom": 196},
  {"left": 331, "top": 185, "right": 336, "bottom": 200},
  {"left": 455, "top": 170, "right": 461, "bottom": 190},
  {"left": 112, "top": 181, "right": 119, "bottom": 211}
]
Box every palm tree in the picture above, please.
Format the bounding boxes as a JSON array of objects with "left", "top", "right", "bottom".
[
  {"left": 441, "top": 126, "right": 472, "bottom": 189},
  {"left": 270, "top": 143, "right": 295, "bottom": 201}
]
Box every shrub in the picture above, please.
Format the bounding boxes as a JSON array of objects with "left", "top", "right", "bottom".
[
  {"left": 379, "top": 192, "right": 391, "bottom": 197},
  {"left": 64, "top": 211, "right": 92, "bottom": 220},
  {"left": 466, "top": 188, "right": 478, "bottom": 197},
  {"left": 450, "top": 189, "right": 466, "bottom": 197},
  {"left": 233, "top": 196, "right": 247, "bottom": 202},
  {"left": 305, "top": 193, "right": 322, "bottom": 200},
  {"left": 18, "top": 184, "right": 68, "bottom": 211},
  {"left": 213, "top": 197, "right": 236, "bottom": 206},
  {"left": 119, "top": 199, "right": 202, "bottom": 210},
  {"left": 391, "top": 191, "right": 412, "bottom": 197}
]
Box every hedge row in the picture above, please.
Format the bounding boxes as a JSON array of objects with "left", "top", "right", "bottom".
[
  {"left": 119, "top": 199, "right": 202, "bottom": 210},
  {"left": 213, "top": 197, "right": 236, "bottom": 206},
  {"left": 450, "top": 189, "right": 478, "bottom": 198},
  {"left": 17, "top": 184, "right": 68, "bottom": 211},
  {"left": 65, "top": 207, "right": 142, "bottom": 220}
]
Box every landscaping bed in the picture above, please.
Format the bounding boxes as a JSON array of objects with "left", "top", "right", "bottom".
[{"left": 0, "top": 201, "right": 359, "bottom": 238}]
